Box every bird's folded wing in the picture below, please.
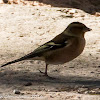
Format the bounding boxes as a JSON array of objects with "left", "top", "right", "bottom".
[
  {"left": 32, "top": 40, "right": 69, "bottom": 56},
  {"left": 25, "top": 34, "right": 72, "bottom": 58}
]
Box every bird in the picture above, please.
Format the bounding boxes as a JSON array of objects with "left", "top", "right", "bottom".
[{"left": 0, "top": 22, "right": 91, "bottom": 77}]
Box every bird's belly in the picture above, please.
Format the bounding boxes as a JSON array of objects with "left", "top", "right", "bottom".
[
  {"left": 46, "top": 51, "right": 81, "bottom": 64},
  {"left": 45, "top": 39, "right": 85, "bottom": 64}
]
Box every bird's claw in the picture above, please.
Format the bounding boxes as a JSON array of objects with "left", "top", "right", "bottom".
[
  {"left": 39, "top": 70, "right": 55, "bottom": 79},
  {"left": 39, "top": 70, "right": 48, "bottom": 76}
]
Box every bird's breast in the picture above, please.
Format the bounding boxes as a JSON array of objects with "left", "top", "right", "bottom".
[{"left": 45, "top": 38, "right": 85, "bottom": 64}]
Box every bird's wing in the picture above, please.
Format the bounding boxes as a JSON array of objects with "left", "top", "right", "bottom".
[
  {"left": 32, "top": 40, "right": 69, "bottom": 56},
  {"left": 32, "top": 34, "right": 73, "bottom": 56}
]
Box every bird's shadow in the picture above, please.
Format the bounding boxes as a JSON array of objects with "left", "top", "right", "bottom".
[{"left": 0, "top": 69, "right": 100, "bottom": 92}]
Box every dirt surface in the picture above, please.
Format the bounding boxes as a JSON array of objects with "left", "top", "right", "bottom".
[{"left": 0, "top": 4, "right": 100, "bottom": 100}]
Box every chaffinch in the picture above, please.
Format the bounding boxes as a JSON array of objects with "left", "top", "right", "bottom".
[{"left": 1, "top": 22, "right": 91, "bottom": 77}]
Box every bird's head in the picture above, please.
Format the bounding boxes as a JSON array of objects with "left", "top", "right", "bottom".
[{"left": 64, "top": 22, "right": 92, "bottom": 37}]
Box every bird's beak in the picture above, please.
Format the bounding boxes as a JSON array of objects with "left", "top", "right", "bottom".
[
  {"left": 87, "top": 27, "right": 92, "bottom": 31},
  {"left": 84, "top": 27, "right": 92, "bottom": 32}
]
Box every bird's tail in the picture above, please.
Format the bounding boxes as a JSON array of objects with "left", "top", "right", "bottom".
[
  {"left": 1, "top": 57, "right": 25, "bottom": 67},
  {"left": 1, "top": 52, "right": 36, "bottom": 67}
]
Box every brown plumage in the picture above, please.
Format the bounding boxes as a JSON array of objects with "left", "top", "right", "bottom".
[{"left": 0, "top": 22, "right": 91, "bottom": 77}]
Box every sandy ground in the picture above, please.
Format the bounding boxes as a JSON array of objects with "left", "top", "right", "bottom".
[{"left": 0, "top": 4, "right": 100, "bottom": 100}]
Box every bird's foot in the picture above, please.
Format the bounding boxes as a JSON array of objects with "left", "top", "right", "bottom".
[
  {"left": 39, "top": 70, "right": 48, "bottom": 76},
  {"left": 39, "top": 70, "right": 55, "bottom": 79}
]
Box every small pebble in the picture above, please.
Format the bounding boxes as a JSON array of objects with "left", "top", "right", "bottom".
[
  {"left": 69, "top": 67, "right": 74, "bottom": 68},
  {"left": 98, "top": 66, "right": 100, "bottom": 68},
  {"left": 24, "top": 82, "right": 32, "bottom": 86},
  {"left": 13, "top": 90, "right": 20, "bottom": 94},
  {"left": 91, "top": 72, "right": 94, "bottom": 73},
  {"left": 69, "top": 9, "right": 77, "bottom": 14}
]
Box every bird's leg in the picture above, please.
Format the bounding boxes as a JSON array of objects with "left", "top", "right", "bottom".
[
  {"left": 44, "top": 63, "right": 48, "bottom": 76},
  {"left": 39, "top": 63, "right": 49, "bottom": 76},
  {"left": 39, "top": 64, "right": 55, "bottom": 79}
]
